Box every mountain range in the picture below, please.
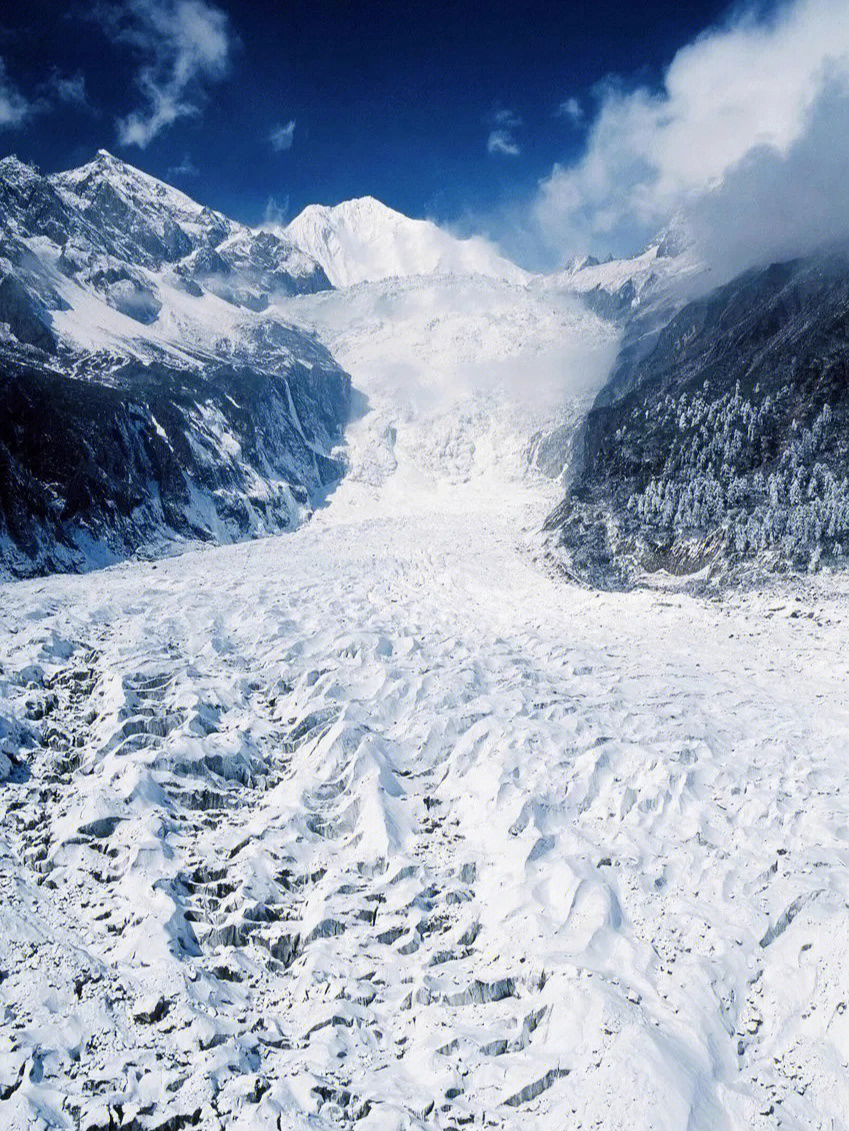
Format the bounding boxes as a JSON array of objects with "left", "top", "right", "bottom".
[
  {"left": 4, "top": 149, "right": 849, "bottom": 1131},
  {"left": 0, "top": 149, "right": 644, "bottom": 580}
]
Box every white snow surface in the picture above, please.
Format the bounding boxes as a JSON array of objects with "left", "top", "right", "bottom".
[
  {"left": 549, "top": 243, "right": 710, "bottom": 310},
  {"left": 283, "top": 197, "right": 529, "bottom": 287},
  {"left": 2, "top": 258, "right": 849, "bottom": 1131}
]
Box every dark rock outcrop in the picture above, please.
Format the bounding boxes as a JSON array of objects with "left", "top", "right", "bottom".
[{"left": 0, "top": 340, "right": 350, "bottom": 579}]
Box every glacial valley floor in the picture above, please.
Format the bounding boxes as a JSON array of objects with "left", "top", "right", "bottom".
[{"left": 2, "top": 450, "right": 849, "bottom": 1131}]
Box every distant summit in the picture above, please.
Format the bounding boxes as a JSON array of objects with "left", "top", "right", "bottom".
[{"left": 284, "top": 196, "right": 529, "bottom": 287}]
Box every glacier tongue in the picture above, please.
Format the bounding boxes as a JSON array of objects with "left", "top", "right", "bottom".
[{"left": 2, "top": 451, "right": 849, "bottom": 1130}]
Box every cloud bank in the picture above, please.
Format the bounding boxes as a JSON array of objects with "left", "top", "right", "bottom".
[
  {"left": 103, "top": 0, "right": 231, "bottom": 148},
  {"left": 531, "top": 0, "right": 849, "bottom": 278}
]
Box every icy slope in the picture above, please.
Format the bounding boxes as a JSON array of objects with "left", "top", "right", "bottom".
[
  {"left": 547, "top": 242, "right": 707, "bottom": 327},
  {"left": 276, "top": 273, "right": 620, "bottom": 499},
  {"left": 284, "top": 197, "right": 529, "bottom": 287}
]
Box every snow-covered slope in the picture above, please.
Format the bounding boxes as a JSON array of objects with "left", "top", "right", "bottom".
[
  {"left": 2, "top": 148, "right": 660, "bottom": 581},
  {"left": 0, "top": 152, "right": 348, "bottom": 578},
  {"left": 547, "top": 242, "right": 705, "bottom": 323},
  {"left": 53, "top": 150, "right": 231, "bottom": 254},
  {"left": 284, "top": 196, "right": 529, "bottom": 287}
]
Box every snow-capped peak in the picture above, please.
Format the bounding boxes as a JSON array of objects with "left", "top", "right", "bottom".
[
  {"left": 51, "top": 149, "right": 226, "bottom": 242},
  {"left": 284, "top": 195, "right": 529, "bottom": 287},
  {"left": 57, "top": 148, "right": 198, "bottom": 205},
  {"left": 35, "top": 150, "right": 330, "bottom": 295}
]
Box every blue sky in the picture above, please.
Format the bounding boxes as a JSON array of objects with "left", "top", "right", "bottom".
[
  {"left": 5, "top": 0, "right": 849, "bottom": 274},
  {"left": 3, "top": 0, "right": 734, "bottom": 231}
]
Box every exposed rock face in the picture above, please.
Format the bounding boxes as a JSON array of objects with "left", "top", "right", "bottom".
[
  {"left": 0, "top": 342, "right": 349, "bottom": 578},
  {"left": 0, "top": 151, "right": 349, "bottom": 579},
  {"left": 546, "top": 253, "right": 849, "bottom": 586}
]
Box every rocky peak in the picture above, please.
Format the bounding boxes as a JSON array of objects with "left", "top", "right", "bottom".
[{"left": 0, "top": 154, "right": 40, "bottom": 185}]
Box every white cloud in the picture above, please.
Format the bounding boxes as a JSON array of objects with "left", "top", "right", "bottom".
[
  {"left": 533, "top": 0, "right": 849, "bottom": 272},
  {"left": 557, "top": 97, "right": 582, "bottom": 123},
  {"left": 487, "top": 129, "right": 520, "bottom": 156},
  {"left": 486, "top": 108, "right": 521, "bottom": 157},
  {"left": 0, "top": 59, "right": 31, "bottom": 129},
  {"left": 269, "top": 120, "right": 295, "bottom": 152},
  {"left": 262, "top": 194, "right": 291, "bottom": 226},
  {"left": 168, "top": 153, "right": 199, "bottom": 177},
  {"left": 103, "top": 0, "right": 231, "bottom": 148},
  {"left": 47, "top": 72, "right": 88, "bottom": 106}
]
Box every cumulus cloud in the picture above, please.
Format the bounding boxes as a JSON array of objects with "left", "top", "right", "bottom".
[
  {"left": 0, "top": 59, "right": 31, "bottom": 129},
  {"left": 101, "top": 0, "right": 231, "bottom": 148},
  {"left": 269, "top": 120, "right": 295, "bottom": 152},
  {"left": 487, "top": 108, "right": 521, "bottom": 156},
  {"left": 532, "top": 0, "right": 849, "bottom": 275}
]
